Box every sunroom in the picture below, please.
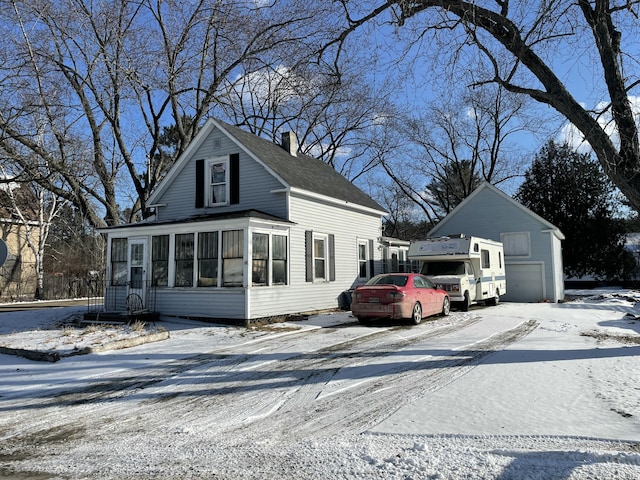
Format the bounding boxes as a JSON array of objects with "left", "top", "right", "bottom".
[{"left": 98, "top": 210, "right": 294, "bottom": 323}]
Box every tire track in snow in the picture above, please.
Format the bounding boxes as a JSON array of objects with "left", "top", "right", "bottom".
[
  {"left": 228, "top": 318, "right": 540, "bottom": 442},
  {"left": 0, "top": 314, "right": 477, "bottom": 440},
  {"left": 127, "top": 315, "right": 485, "bottom": 434}
]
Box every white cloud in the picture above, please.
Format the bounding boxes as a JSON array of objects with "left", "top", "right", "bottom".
[{"left": 230, "top": 65, "right": 315, "bottom": 108}]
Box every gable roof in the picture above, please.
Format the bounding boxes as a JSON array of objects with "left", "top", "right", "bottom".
[
  {"left": 429, "top": 182, "right": 565, "bottom": 240},
  {"left": 148, "top": 118, "right": 386, "bottom": 214}
]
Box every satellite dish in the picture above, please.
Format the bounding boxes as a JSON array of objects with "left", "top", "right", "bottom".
[{"left": 0, "top": 239, "right": 7, "bottom": 267}]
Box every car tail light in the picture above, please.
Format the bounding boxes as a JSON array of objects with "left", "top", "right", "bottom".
[{"left": 387, "top": 291, "right": 406, "bottom": 299}]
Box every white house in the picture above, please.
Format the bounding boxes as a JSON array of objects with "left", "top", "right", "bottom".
[
  {"left": 428, "top": 182, "right": 565, "bottom": 303},
  {"left": 99, "top": 118, "right": 388, "bottom": 323}
]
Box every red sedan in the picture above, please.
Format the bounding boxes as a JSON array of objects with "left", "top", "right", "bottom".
[{"left": 351, "top": 273, "right": 450, "bottom": 325}]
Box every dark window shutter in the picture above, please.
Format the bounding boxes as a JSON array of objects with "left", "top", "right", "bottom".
[
  {"left": 329, "top": 234, "right": 336, "bottom": 282},
  {"left": 368, "top": 239, "right": 374, "bottom": 278},
  {"left": 195, "top": 159, "right": 204, "bottom": 208},
  {"left": 230, "top": 153, "right": 240, "bottom": 204},
  {"left": 305, "top": 230, "right": 313, "bottom": 282}
]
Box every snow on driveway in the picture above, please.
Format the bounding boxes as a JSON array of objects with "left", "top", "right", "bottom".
[{"left": 0, "top": 289, "right": 639, "bottom": 479}]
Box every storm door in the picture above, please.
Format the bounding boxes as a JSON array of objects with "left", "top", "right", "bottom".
[{"left": 128, "top": 238, "right": 147, "bottom": 307}]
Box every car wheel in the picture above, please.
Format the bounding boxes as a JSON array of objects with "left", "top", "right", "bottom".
[
  {"left": 441, "top": 297, "right": 450, "bottom": 316},
  {"left": 411, "top": 302, "right": 422, "bottom": 325},
  {"left": 460, "top": 292, "right": 471, "bottom": 312}
]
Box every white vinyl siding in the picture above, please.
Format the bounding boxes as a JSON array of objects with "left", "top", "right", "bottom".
[
  {"left": 153, "top": 131, "right": 287, "bottom": 221},
  {"left": 247, "top": 193, "right": 382, "bottom": 318}
]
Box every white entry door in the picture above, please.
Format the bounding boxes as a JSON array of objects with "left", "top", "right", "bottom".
[{"left": 128, "top": 238, "right": 147, "bottom": 307}]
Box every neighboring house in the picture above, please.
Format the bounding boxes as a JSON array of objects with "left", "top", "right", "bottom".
[
  {"left": 379, "top": 236, "right": 413, "bottom": 273},
  {"left": 0, "top": 185, "right": 39, "bottom": 301},
  {"left": 100, "top": 118, "right": 388, "bottom": 323},
  {"left": 0, "top": 221, "right": 38, "bottom": 301},
  {"left": 428, "top": 182, "right": 565, "bottom": 303}
]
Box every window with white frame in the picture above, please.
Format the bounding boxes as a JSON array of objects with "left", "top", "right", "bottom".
[
  {"left": 252, "top": 233, "right": 268, "bottom": 286},
  {"left": 110, "top": 238, "right": 127, "bottom": 286},
  {"left": 222, "top": 230, "right": 243, "bottom": 286},
  {"left": 208, "top": 158, "right": 228, "bottom": 206},
  {"left": 358, "top": 241, "right": 368, "bottom": 278},
  {"left": 313, "top": 234, "right": 328, "bottom": 280},
  {"left": 198, "top": 231, "right": 218, "bottom": 287},
  {"left": 502, "top": 232, "right": 531, "bottom": 257},
  {"left": 305, "top": 231, "right": 334, "bottom": 282},
  {"left": 251, "top": 232, "right": 288, "bottom": 287},
  {"left": 175, "top": 233, "right": 194, "bottom": 287},
  {"left": 151, "top": 235, "right": 169, "bottom": 286},
  {"left": 272, "top": 235, "right": 287, "bottom": 285}
]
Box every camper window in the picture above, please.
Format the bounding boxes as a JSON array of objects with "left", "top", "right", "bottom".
[
  {"left": 481, "top": 249, "right": 490, "bottom": 268},
  {"left": 421, "top": 261, "right": 465, "bottom": 276}
]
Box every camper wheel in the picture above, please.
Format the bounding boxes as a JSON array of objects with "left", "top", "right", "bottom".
[
  {"left": 486, "top": 290, "right": 500, "bottom": 306},
  {"left": 460, "top": 292, "right": 471, "bottom": 312}
]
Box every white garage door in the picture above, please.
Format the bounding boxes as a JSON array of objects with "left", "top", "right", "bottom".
[{"left": 504, "top": 263, "right": 544, "bottom": 303}]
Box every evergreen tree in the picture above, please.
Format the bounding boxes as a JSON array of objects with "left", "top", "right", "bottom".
[
  {"left": 515, "top": 141, "right": 635, "bottom": 281},
  {"left": 426, "top": 160, "right": 481, "bottom": 216}
]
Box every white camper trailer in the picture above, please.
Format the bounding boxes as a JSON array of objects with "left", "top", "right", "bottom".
[{"left": 408, "top": 235, "right": 506, "bottom": 311}]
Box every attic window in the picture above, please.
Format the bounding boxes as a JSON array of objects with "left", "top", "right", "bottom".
[
  {"left": 502, "top": 232, "right": 531, "bottom": 257},
  {"left": 208, "top": 158, "right": 228, "bottom": 206}
]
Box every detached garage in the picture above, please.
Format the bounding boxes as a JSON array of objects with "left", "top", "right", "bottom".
[{"left": 428, "top": 182, "right": 565, "bottom": 303}]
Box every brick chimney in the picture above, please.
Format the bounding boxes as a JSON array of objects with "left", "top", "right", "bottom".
[{"left": 281, "top": 131, "right": 297, "bottom": 157}]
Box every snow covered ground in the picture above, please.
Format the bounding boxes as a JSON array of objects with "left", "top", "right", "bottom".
[{"left": 0, "top": 288, "right": 639, "bottom": 479}]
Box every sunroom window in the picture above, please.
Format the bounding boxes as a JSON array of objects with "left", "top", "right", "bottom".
[
  {"left": 175, "top": 233, "right": 194, "bottom": 287},
  {"left": 110, "top": 238, "right": 127, "bottom": 286},
  {"left": 252, "top": 233, "right": 268, "bottom": 285},
  {"left": 198, "top": 231, "right": 218, "bottom": 287},
  {"left": 272, "top": 235, "right": 287, "bottom": 285},
  {"left": 152, "top": 235, "right": 169, "bottom": 286},
  {"left": 222, "top": 230, "right": 243, "bottom": 286}
]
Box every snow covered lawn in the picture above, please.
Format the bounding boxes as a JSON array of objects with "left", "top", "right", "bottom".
[
  {"left": 0, "top": 289, "right": 639, "bottom": 479},
  {"left": 0, "top": 311, "right": 168, "bottom": 362}
]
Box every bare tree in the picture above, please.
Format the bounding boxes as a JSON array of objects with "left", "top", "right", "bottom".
[
  {"left": 0, "top": 168, "right": 67, "bottom": 299},
  {"left": 0, "top": 0, "right": 326, "bottom": 227},
  {"left": 377, "top": 84, "right": 533, "bottom": 221},
  {"left": 217, "top": 51, "right": 399, "bottom": 182},
  {"left": 329, "top": 1, "right": 640, "bottom": 213}
]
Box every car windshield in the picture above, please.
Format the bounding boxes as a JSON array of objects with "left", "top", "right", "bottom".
[
  {"left": 366, "top": 275, "right": 408, "bottom": 287},
  {"left": 421, "top": 261, "right": 465, "bottom": 276}
]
